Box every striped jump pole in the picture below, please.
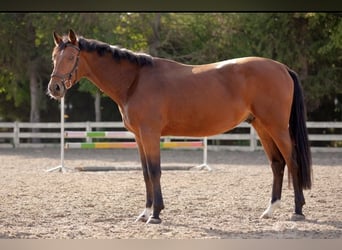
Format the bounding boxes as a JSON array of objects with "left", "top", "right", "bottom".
[
  {"left": 66, "top": 141, "right": 137, "bottom": 149},
  {"left": 65, "top": 140, "right": 204, "bottom": 149},
  {"left": 65, "top": 131, "right": 135, "bottom": 139},
  {"left": 60, "top": 128, "right": 210, "bottom": 171},
  {"left": 46, "top": 97, "right": 210, "bottom": 172},
  {"left": 64, "top": 138, "right": 210, "bottom": 170}
]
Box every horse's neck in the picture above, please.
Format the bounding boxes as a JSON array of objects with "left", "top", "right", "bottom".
[{"left": 81, "top": 52, "right": 138, "bottom": 107}]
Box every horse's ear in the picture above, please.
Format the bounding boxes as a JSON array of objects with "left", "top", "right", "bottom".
[
  {"left": 53, "top": 31, "right": 62, "bottom": 46},
  {"left": 68, "top": 29, "right": 77, "bottom": 44}
]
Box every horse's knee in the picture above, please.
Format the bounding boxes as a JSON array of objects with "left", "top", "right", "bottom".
[
  {"left": 271, "top": 160, "right": 285, "bottom": 177},
  {"left": 271, "top": 155, "right": 285, "bottom": 169},
  {"left": 148, "top": 166, "right": 161, "bottom": 180},
  {"left": 142, "top": 167, "right": 149, "bottom": 179}
]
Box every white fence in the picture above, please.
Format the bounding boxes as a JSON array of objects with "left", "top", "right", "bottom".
[{"left": 0, "top": 121, "right": 341, "bottom": 152}]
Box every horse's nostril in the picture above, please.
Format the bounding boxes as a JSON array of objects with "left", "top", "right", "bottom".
[{"left": 55, "top": 84, "right": 60, "bottom": 92}]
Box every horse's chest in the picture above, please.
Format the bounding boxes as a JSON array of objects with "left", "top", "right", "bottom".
[{"left": 118, "top": 105, "right": 136, "bottom": 134}]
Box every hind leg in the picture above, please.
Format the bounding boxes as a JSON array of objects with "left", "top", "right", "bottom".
[
  {"left": 266, "top": 127, "right": 306, "bottom": 220},
  {"left": 252, "top": 120, "right": 286, "bottom": 218}
]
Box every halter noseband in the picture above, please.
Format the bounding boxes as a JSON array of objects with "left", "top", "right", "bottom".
[{"left": 51, "top": 43, "right": 80, "bottom": 89}]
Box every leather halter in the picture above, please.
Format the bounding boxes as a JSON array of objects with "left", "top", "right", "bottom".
[{"left": 50, "top": 43, "right": 80, "bottom": 89}]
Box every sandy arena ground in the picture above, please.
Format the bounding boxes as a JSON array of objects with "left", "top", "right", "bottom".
[{"left": 0, "top": 148, "right": 341, "bottom": 239}]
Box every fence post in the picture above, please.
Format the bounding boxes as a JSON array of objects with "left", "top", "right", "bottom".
[
  {"left": 86, "top": 121, "right": 91, "bottom": 143},
  {"left": 250, "top": 126, "right": 257, "bottom": 151},
  {"left": 13, "top": 121, "right": 19, "bottom": 148},
  {"left": 203, "top": 137, "right": 208, "bottom": 167}
]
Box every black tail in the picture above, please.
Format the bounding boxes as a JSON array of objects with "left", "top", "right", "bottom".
[{"left": 288, "top": 69, "right": 312, "bottom": 189}]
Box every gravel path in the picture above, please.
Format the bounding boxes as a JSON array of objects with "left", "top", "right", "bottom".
[{"left": 0, "top": 148, "right": 341, "bottom": 239}]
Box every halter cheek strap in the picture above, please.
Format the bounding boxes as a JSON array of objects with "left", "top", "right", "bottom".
[{"left": 51, "top": 44, "right": 80, "bottom": 89}]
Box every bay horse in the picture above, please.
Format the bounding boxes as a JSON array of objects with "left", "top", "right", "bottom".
[{"left": 48, "top": 30, "right": 312, "bottom": 224}]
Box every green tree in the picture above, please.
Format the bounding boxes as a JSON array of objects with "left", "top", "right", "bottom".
[
  {"left": 0, "top": 13, "right": 50, "bottom": 122},
  {"left": 0, "top": 13, "right": 341, "bottom": 122},
  {"left": 223, "top": 13, "right": 342, "bottom": 117},
  {"left": 0, "top": 13, "right": 72, "bottom": 122}
]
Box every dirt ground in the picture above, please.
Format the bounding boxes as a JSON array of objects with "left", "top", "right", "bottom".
[{"left": 0, "top": 148, "right": 341, "bottom": 239}]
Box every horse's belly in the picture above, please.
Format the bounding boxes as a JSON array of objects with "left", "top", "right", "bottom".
[{"left": 162, "top": 109, "right": 247, "bottom": 137}]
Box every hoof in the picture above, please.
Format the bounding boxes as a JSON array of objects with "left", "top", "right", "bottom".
[
  {"left": 135, "top": 208, "right": 152, "bottom": 223},
  {"left": 291, "top": 213, "right": 305, "bottom": 221},
  {"left": 260, "top": 212, "right": 272, "bottom": 219},
  {"left": 260, "top": 200, "right": 281, "bottom": 219},
  {"left": 146, "top": 216, "right": 162, "bottom": 224},
  {"left": 135, "top": 214, "right": 148, "bottom": 223}
]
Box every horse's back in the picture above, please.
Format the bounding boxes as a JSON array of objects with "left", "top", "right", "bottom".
[{"left": 134, "top": 56, "right": 293, "bottom": 137}]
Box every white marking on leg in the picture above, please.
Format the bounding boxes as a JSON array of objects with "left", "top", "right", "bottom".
[
  {"left": 135, "top": 207, "right": 152, "bottom": 222},
  {"left": 260, "top": 199, "right": 281, "bottom": 219}
]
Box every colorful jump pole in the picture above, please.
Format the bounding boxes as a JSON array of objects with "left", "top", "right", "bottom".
[
  {"left": 47, "top": 97, "right": 210, "bottom": 172},
  {"left": 65, "top": 140, "right": 204, "bottom": 149},
  {"left": 64, "top": 137, "right": 210, "bottom": 170},
  {"left": 65, "top": 131, "right": 135, "bottom": 139}
]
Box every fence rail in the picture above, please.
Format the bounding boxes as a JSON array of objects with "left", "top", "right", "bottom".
[{"left": 0, "top": 121, "right": 341, "bottom": 152}]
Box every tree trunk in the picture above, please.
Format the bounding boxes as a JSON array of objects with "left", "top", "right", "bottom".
[
  {"left": 149, "top": 13, "right": 161, "bottom": 57},
  {"left": 94, "top": 90, "right": 101, "bottom": 122},
  {"left": 29, "top": 67, "right": 40, "bottom": 143},
  {"left": 30, "top": 69, "right": 40, "bottom": 123}
]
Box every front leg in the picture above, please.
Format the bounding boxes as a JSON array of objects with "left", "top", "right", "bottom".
[
  {"left": 144, "top": 140, "right": 164, "bottom": 224},
  {"left": 135, "top": 133, "right": 164, "bottom": 224},
  {"left": 135, "top": 138, "right": 153, "bottom": 222}
]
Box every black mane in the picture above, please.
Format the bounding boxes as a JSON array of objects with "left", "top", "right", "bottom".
[{"left": 59, "top": 36, "right": 153, "bottom": 67}]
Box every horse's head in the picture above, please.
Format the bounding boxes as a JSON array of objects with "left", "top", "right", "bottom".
[{"left": 47, "top": 29, "right": 80, "bottom": 99}]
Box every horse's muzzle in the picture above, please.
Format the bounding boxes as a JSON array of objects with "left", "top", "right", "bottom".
[{"left": 47, "top": 80, "right": 66, "bottom": 100}]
